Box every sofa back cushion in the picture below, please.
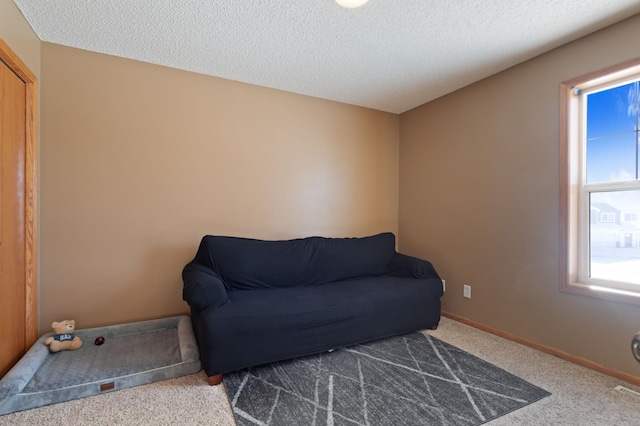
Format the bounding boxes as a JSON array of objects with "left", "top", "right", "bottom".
[{"left": 204, "top": 232, "right": 396, "bottom": 289}]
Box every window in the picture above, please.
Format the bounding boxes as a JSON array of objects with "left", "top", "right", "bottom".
[
  {"left": 598, "top": 212, "right": 616, "bottom": 223},
  {"left": 561, "top": 58, "right": 640, "bottom": 304}
]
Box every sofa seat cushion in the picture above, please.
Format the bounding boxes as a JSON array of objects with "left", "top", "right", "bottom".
[
  {"left": 204, "top": 232, "right": 396, "bottom": 290},
  {"left": 193, "top": 275, "right": 442, "bottom": 376}
]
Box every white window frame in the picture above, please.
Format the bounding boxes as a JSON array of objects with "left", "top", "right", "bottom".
[{"left": 561, "top": 58, "right": 640, "bottom": 305}]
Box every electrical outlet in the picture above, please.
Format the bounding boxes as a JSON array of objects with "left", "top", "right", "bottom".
[
  {"left": 463, "top": 285, "right": 471, "bottom": 298},
  {"left": 442, "top": 279, "right": 446, "bottom": 292}
]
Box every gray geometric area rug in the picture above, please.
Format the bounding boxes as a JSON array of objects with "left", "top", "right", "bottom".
[{"left": 224, "top": 332, "right": 550, "bottom": 426}]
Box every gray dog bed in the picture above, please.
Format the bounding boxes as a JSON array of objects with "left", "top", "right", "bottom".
[{"left": 0, "top": 315, "right": 201, "bottom": 415}]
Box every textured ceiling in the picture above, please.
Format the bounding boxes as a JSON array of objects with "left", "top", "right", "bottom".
[{"left": 13, "top": 0, "right": 640, "bottom": 113}]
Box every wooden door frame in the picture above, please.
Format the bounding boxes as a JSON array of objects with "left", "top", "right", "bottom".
[{"left": 0, "top": 38, "right": 38, "bottom": 347}]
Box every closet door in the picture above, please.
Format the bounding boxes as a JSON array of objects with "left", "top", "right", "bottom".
[{"left": 0, "top": 39, "right": 37, "bottom": 378}]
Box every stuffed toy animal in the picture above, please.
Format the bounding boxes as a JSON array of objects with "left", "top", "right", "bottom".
[{"left": 44, "top": 320, "right": 83, "bottom": 353}]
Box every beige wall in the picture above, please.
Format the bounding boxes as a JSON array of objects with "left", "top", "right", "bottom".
[
  {"left": 0, "top": 0, "right": 40, "bottom": 78},
  {"left": 399, "top": 14, "right": 640, "bottom": 377},
  {"left": 39, "top": 43, "right": 399, "bottom": 333},
  {"left": 12, "top": 0, "right": 640, "bottom": 378}
]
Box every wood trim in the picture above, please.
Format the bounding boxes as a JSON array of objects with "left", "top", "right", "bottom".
[
  {"left": 561, "top": 56, "right": 640, "bottom": 90},
  {"left": 442, "top": 311, "right": 640, "bottom": 388},
  {"left": 558, "top": 77, "right": 572, "bottom": 295},
  {"left": 0, "top": 38, "right": 38, "bottom": 347}
]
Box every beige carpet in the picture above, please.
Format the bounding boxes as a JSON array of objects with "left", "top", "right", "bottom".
[{"left": 1, "top": 317, "right": 639, "bottom": 425}]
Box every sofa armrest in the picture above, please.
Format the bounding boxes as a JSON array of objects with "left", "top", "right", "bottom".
[
  {"left": 387, "top": 253, "right": 441, "bottom": 280},
  {"left": 182, "top": 266, "right": 229, "bottom": 313}
]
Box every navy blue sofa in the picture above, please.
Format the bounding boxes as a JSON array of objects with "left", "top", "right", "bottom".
[{"left": 182, "top": 232, "right": 443, "bottom": 385}]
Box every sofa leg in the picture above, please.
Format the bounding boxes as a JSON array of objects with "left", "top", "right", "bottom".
[
  {"left": 208, "top": 374, "right": 223, "bottom": 386},
  {"left": 429, "top": 325, "right": 438, "bottom": 330}
]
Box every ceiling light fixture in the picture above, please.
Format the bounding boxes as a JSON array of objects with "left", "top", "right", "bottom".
[{"left": 335, "top": 0, "right": 369, "bottom": 9}]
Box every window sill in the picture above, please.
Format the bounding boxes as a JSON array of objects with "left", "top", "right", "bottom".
[{"left": 561, "top": 281, "right": 640, "bottom": 306}]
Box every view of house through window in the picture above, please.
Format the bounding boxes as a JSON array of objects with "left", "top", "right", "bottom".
[
  {"left": 582, "top": 73, "right": 640, "bottom": 289},
  {"left": 589, "top": 191, "right": 640, "bottom": 285}
]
